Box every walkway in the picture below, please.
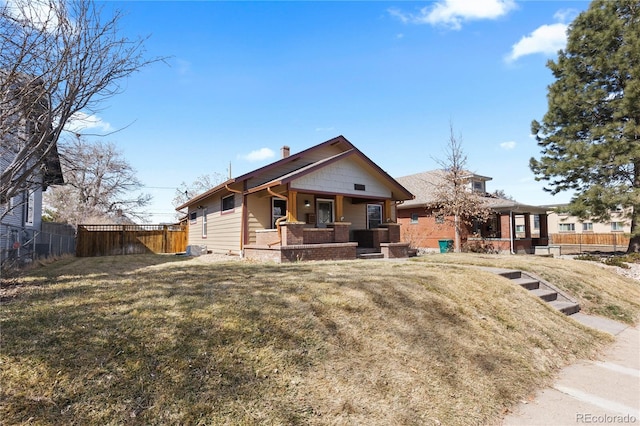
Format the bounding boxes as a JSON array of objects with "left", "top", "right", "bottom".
[{"left": 502, "top": 314, "right": 639, "bottom": 425}]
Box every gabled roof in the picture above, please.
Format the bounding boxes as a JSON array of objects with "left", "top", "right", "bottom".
[
  {"left": 396, "top": 170, "right": 547, "bottom": 214},
  {"left": 177, "top": 136, "right": 413, "bottom": 211}
]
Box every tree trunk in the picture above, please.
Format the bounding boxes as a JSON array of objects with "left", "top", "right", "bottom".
[
  {"left": 627, "top": 205, "right": 640, "bottom": 253},
  {"left": 629, "top": 162, "right": 640, "bottom": 253},
  {"left": 454, "top": 214, "right": 461, "bottom": 253}
]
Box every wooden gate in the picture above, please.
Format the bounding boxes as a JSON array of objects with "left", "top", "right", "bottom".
[{"left": 76, "top": 224, "right": 187, "bottom": 257}]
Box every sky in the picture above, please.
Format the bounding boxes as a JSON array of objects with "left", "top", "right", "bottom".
[{"left": 69, "top": 0, "right": 591, "bottom": 223}]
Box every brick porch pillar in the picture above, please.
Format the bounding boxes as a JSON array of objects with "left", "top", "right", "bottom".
[
  {"left": 328, "top": 222, "right": 351, "bottom": 243},
  {"left": 280, "top": 222, "right": 305, "bottom": 246},
  {"left": 380, "top": 223, "right": 401, "bottom": 243}
]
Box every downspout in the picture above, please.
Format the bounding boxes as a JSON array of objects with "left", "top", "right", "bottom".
[
  {"left": 267, "top": 187, "right": 289, "bottom": 247},
  {"left": 509, "top": 211, "right": 515, "bottom": 254}
]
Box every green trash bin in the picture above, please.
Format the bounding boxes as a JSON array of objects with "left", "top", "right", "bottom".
[{"left": 438, "top": 239, "right": 453, "bottom": 253}]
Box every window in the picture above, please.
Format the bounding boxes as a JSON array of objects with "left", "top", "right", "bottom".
[
  {"left": 558, "top": 223, "right": 575, "bottom": 232},
  {"left": 515, "top": 225, "right": 525, "bottom": 233},
  {"left": 189, "top": 211, "right": 197, "bottom": 224},
  {"left": 582, "top": 222, "right": 593, "bottom": 232},
  {"left": 411, "top": 213, "right": 419, "bottom": 224},
  {"left": 472, "top": 181, "right": 484, "bottom": 192},
  {"left": 272, "top": 198, "right": 287, "bottom": 229},
  {"left": 611, "top": 222, "right": 624, "bottom": 231},
  {"left": 222, "top": 194, "right": 235, "bottom": 212},
  {"left": 24, "top": 191, "right": 34, "bottom": 227},
  {"left": 354, "top": 184, "right": 366, "bottom": 191},
  {"left": 367, "top": 204, "right": 382, "bottom": 229},
  {"left": 533, "top": 215, "right": 540, "bottom": 230},
  {"left": 202, "top": 208, "right": 207, "bottom": 238},
  {"left": 435, "top": 214, "right": 444, "bottom": 224}
]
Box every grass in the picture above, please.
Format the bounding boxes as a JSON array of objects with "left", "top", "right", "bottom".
[
  {"left": 1, "top": 253, "right": 637, "bottom": 425},
  {"left": 414, "top": 253, "right": 640, "bottom": 324}
]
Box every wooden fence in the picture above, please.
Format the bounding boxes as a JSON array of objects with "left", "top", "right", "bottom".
[
  {"left": 76, "top": 224, "right": 187, "bottom": 257},
  {"left": 550, "top": 233, "right": 629, "bottom": 250}
]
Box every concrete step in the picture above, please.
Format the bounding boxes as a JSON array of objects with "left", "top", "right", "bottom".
[
  {"left": 497, "top": 270, "right": 522, "bottom": 280},
  {"left": 357, "top": 252, "right": 384, "bottom": 260},
  {"left": 530, "top": 288, "right": 558, "bottom": 302},
  {"left": 489, "top": 268, "right": 580, "bottom": 316},
  {"left": 549, "top": 300, "right": 581, "bottom": 315},
  {"left": 512, "top": 277, "right": 540, "bottom": 290}
]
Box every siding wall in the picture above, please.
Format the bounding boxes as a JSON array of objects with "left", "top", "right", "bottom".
[
  {"left": 246, "top": 194, "right": 272, "bottom": 245},
  {"left": 291, "top": 158, "right": 391, "bottom": 198},
  {"left": 546, "top": 210, "right": 631, "bottom": 234},
  {"left": 343, "top": 200, "right": 366, "bottom": 230},
  {"left": 188, "top": 191, "right": 243, "bottom": 254},
  {"left": 246, "top": 145, "right": 343, "bottom": 189}
]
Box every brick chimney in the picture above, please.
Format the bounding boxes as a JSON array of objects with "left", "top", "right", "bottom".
[{"left": 281, "top": 145, "right": 290, "bottom": 158}]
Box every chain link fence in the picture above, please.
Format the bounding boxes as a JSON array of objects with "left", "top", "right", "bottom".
[{"left": 1, "top": 223, "right": 76, "bottom": 270}]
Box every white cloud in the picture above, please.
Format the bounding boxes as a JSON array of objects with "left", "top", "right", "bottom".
[
  {"left": 389, "top": 0, "right": 516, "bottom": 30},
  {"left": 500, "top": 141, "right": 516, "bottom": 150},
  {"left": 4, "top": 0, "right": 61, "bottom": 32},
  {"left": 64, "top": 112, "right": 113, "bottom": 134},
  {"left": 241, "top": 148, "right": 275, "bottom": 162},
  {"left": 506, "top": 22, "right": 568, "bottom": 63}
]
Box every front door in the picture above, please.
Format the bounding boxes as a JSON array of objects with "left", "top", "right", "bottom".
[
  {"left": 367, "top": 204, "right": 382, "bottom": 229},
  {"left": 316, "top": 199, "right": 334, "bottom": 228}
]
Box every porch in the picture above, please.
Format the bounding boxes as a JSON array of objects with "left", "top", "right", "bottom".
[
  {"left": 243, "top": 222, "right": 409, "bottom": 263},
  {"left": 469, "top": 210, "right": 550, "bottom": 254}
]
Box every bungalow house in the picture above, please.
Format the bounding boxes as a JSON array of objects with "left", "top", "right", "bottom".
[
  {"left": 395, "top": 170, "right": 550, "bottom": 254},
  {"left": 176, "top": 136, "right": 414, "bottom": 262}
]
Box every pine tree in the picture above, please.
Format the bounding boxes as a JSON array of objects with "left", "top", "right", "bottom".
[{"left": 530, "top": 0, "right": 640, "bottom": 252}]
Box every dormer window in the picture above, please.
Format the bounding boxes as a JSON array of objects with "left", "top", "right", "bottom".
[{"left": 472, "top": 180, "right": 484, "bottom": 193}]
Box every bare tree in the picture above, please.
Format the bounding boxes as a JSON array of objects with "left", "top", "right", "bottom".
[
  {"left": 1, "top": 0, "right": 158, "bottom": 215},
  {"left": 433, "top": 124, "right": 491, "bottom": 252},
  {"left": 172, "top": 173, "right": 227, "bottom": 218},
  {"left": 44, "top": 137, "right": 150, "bottom": 226}
]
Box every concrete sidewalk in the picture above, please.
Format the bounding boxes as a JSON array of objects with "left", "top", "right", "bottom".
[{"left": 502, "top": 314, "right": 639, "bottom": 426}]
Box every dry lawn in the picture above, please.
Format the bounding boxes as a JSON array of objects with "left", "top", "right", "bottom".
[
  {"left": 1, "top": 253, "right": 635, "bottom": 425},
  {"left": 414, "top": 253, "right": 640, "bottom": 324}
]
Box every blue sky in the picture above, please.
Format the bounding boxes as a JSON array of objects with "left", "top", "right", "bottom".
[{"left": 74, "top": 0, "right": 589, "bottom": 223}]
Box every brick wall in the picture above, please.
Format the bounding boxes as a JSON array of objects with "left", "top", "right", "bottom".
[
  {"left": 244, "top": 242, "right": 358, "bottom": 263},
  {"left": 397, "top": 207, "right": 459, "bottom": 249},
  {"left": 380, "top": 242, "right": 410, "bottom": 259},
  {"left": 303, "top": 229, "right": 334, "bottom": 244}
]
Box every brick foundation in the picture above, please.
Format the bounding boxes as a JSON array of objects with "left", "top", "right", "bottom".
[
  {"left": 380, "top": 242, "right": 410, "bottom": 258},
  {"left": 244, "top": 243, "right": 358, "bottom": 263}
]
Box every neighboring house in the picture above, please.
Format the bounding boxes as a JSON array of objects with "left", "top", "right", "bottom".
[
  {"left": 395, "top": 170, "right": 549, "bottom": 254},
  {"left": 0, "top": 77, "right": 64, "bottom": 265},
  {"left": 544, "top": 204, "right": 631, "bottom": 234},
  {"left": 541, "top": 204, "right": 631, "bottom": 253},
  {"left": 176, "top": 136, "right": 414, "bottom": 262}
]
